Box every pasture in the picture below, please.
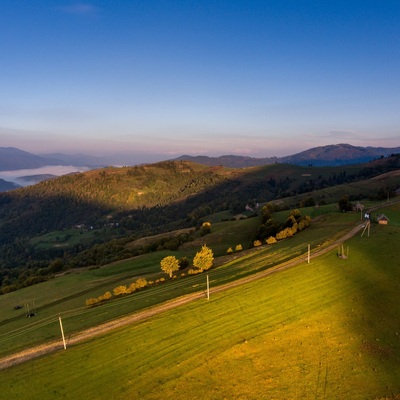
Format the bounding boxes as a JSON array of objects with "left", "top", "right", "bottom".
[
  {"left": 0, "top": 202, "right": 399, "bottom": 399},
  {"left": 0, "top": 205, "right": 359, "bottom": 358}
]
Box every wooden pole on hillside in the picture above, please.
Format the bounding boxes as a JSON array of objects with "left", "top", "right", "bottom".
[
  {"left": 59, "top": 315, "right": 67, "bottom": 350},
  {"left": 206, "top": 274, "right": 210, "bottom": 300},
  {"left": 307, "top": 244, "right": 310, "bottom": 264},
  {"left": 361, "top": 220, "right": 371, "bottom": 238}
]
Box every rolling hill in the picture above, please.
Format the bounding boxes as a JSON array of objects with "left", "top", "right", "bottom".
[
  {"left": 0, "top": 154, "right": 399, "bottom": 294},
  {"left": 175, "top": 143, "right": 400, "bottom": 167},
  {"left": 0, "top": 147, "right": 63, "bottom": 171}
]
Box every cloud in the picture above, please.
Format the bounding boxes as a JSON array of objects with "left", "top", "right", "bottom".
[{"left": 60, "top": 3, "right": 99, "bottom": 16}]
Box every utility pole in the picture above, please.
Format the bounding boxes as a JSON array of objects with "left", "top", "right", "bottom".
[
  {"left": 206, "top": 274, "right": 210, "bottom": 300},
  {"left": 361, "top": 220, "right": 370, "bottom": 237},
  {"left": 307, "top": 244, "right": 310, "bottom": 264},
  {"left": 59, "top": 315, "right": 67, "bottom": 350}
]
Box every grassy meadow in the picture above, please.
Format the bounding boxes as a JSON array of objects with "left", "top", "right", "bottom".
[
  {"left": 0, "top": 202, "right": 399, "bottom": 399},
  {"left": 0, "top": 205, "right": 359, "bottom": 358}
]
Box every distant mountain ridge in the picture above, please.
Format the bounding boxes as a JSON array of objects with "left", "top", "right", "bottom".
[
  {"left": 281, "top": 144, "right": 400, "bottom": 166},
  {"left": 175, "top": 144, "right": 400, "bottom": 167},
  {"left": 0, "top": 147, "right": 63, "bottom": 171},
  {"left": 0, "top": 147, "right": 166, "bottom": 172},
  {"left": 1, "top": 144, "right": 399, "bottom": 173},
  {"left": 0, "top": 178, "right": 19, "bottom": 192},
  {"left": 0, "top": 147, "right": 107, "bottom": 171}
]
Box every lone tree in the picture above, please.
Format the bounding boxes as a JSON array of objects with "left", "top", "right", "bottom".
[
  {"left": 160, "top": 255, "right": 180, "bottom": 278},
  {"left": 193, "top": 244, "right": 214, "bottom": 272},
  {"left": 200, "top": 221, "right": 211, "bottom": 236}
]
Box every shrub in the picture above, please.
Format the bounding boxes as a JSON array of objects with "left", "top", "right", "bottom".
[
  {"left": 127, "top": 282, "right": 137, "bottom": 293},
  {"left": 266, "top": 236, "right": 277, "bottom": 245},
  {"left": 276, "top": 228, "right": 293, "bottom": 240},
  {"left": 113, "top": 285, "right": 128, "bottom": 296},
  {"left": 135, "top": 277, "right": 148, "bottom": 288},
  {"left": 86, "top": 298, "right": 98, "bottom": 306},
  {"left": 188, "top": 268, "right": 200, "bottom": 275},
  {"left": 227, "top": 247, "right": 233, "bottom": 253},
  {"left": 200, "top": 221, "right": 211, "bottom": 236},
  {"left": 178, "top": 257, "right": 190, "bottom": 270},
  {"left": 95, "top": 291, "right": 112, "bottom": 303},
  {"left": 235, "top": 244, "right": 243, "bottom": 251},
  {"left": 253, "top": 240, "right": 262, "bottom": 247}
]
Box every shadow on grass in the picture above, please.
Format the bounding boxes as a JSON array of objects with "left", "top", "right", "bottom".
[{"left": 333, "top": 221, "right": 400, "bottom": 397}]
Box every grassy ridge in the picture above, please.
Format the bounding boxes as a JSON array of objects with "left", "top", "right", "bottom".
[{"left": 0, "top": 203, "right": 399, "bottom": 399}]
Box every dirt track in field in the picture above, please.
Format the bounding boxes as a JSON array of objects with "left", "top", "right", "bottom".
[{"left": 0, "top": 218, "right": 377, "bottom": 371}]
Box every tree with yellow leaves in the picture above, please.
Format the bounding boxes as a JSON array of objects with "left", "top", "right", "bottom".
[
  {"left": 160, "top": 255, "right": 180, "bottom": 278},
  {"left": 193, "top": 244, "right": 214, "bottom": 272}
]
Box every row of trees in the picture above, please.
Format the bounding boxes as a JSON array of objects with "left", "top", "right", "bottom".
[
  {"left": 255, "top": 205, "right": 311, "bottom": 243},
  {"left": 160, "top": 244, "right": 214, "bottom": 277},
  {"left": 86, "top": 245, "right": 214, "bottom": 306},
  {"left": 86, "top": 277, "right": 149, "bottom": 306}
]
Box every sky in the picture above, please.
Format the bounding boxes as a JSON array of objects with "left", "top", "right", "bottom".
[{"left": 1, "top": 1, "right": 400, "bottom": 159}]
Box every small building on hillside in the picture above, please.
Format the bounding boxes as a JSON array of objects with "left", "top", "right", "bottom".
[{"left": 376, "top": 214, "right": 390, "bottom": 225}]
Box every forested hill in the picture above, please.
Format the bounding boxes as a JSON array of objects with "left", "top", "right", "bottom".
[
  {"left": 0, "top": 156, "right": 399, "bottom": 291},
  {"left": 0, "top": 161, "right": 241, "bottom": 246},
  {"left": 1, "top": 157, "right": 399, "bottom": 246}
]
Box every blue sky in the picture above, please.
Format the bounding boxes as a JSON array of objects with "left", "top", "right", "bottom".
[{"left": 1, "top": 1, "right": 399, "bottom": 158}]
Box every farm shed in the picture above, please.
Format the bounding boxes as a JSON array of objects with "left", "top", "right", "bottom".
[{"left": 376, "top": 214, "right": 389, "bottom": 225}]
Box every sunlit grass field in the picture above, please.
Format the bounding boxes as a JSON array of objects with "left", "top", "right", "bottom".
[
  {"left": 0, "top": 205, "right": 359, "bottom": 357},
  {"left": 0, "top": 203, "right": 399, "bottom": 399}
]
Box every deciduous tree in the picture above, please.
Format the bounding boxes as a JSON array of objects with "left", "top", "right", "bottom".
[
  {"left": 160, "top": 255, "right": 180, "bottom": 278},
  {"left": 193, "top": 245, "right": 214, "bottom": 272}
]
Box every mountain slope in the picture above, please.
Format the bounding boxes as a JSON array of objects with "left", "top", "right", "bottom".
[
  {"left": 281, "top": 143, "right": 400, "bottom": 166},
  {"left": 0, "top": 156, "right": 399, "bottom": 247},
  {"left": 0, "top": 155, "right": 400, "bottom": 293},
  {"left": 0, "top": 147, "right": 63, "bottom": 171},
  {"left": 0, "top": 179, "right": 19, "bottom": 192},
  {"left": 174, "top": 154, "right": 278, "bottom": 167},
  {"left": 175, "top": 144, "right": 400, "bottom": 167}
]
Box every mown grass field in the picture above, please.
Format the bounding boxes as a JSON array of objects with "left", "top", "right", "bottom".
[
  {"left": 0, "top": 202, "right": 399, "bottom": 399},
  {"left": 0, "top": 204, "right": 360, "bottom": 358}
]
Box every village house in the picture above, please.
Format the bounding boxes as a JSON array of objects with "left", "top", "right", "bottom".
[{"left": 376, "top": 214, "right": 390, "bottom": 225}]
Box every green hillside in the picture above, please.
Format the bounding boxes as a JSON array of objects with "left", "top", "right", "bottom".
[
  {"left": 0, "top": 202, "right": 399, "bottom": 399},
  {"left": 0, "top": 156, "right": 399, "bottom": 294}
]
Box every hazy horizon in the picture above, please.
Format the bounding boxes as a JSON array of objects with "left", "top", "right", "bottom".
[{"left": 1, "top": 1, "right": 400, "bottom": 157}]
